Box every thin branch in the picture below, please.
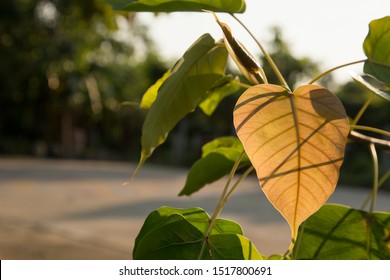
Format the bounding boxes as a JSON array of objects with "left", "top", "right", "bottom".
[
  {"left": 351, "top": 93, "right": 374, "bottom": 126},
  {"left": 230, "top": 13, "right": 290, "bottom": 90},
  {"left": 308, "top": 59, "right": 366, "bottom": 84},
  {"left": 197, "top": 151, "right": 246, "bottom": 259},
  {"left": 349, "top": 131, "right": 390, "bottom": 151},
  {"left": 351, "top": 125, "right": 390, "bottom": 138},
  {"left": 369, "top": 144, "right": 379, "bottom": 213}
]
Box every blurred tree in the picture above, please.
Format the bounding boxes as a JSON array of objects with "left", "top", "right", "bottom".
[
  {"left": 260, "top": 27, "right": 325, "bottom": 89},
  {"left": 0, "top": 0, "right": 167, "bottom": 159}
]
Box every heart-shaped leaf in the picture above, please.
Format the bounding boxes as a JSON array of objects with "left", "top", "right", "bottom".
[
  {"left": 133, "top": 206, "right": 262, "bottom": 259},
  {"left": 363, "top": 16, "right": 390, "bottom": 86},
  {"left": 233, "top": 84, "right": 350, "bottom": 241},
  {"left": 294, "top": 204, "right": 390, "bottom": 259},
  {"left": 107, "top": 0, "right": 246, "bottom": 13}
]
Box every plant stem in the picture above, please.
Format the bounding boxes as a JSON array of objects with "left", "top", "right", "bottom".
[
  {"left": 225, "top": 165, "right": 254, "bottom": 200},
  {"left": 369, "top": 143, "right": 379, "bottom": 213},
  {"left": 351, "top": 93, "right": 374, "bottom": 126},
  {"left": 197, "top": 151, "right": 246, "bottom": 259},
  {"left": 230, "top": 13, "right": 290, "bottom": 90},
  {"left": 232, "top": 79, "right": 252, "bottom": 89},
  {"left": 378, "top": 170, "right": 390, "bottom": 188},
  {"left": 291, "top": 221, "right": 306, "bottom": 260},
  {"left": 364, "top": 144, "right": 379, "bottom": 259},
  {"left": 349, "top": 130, "right": 390, "bottom": 151},
  {"left": 361, "top": 170, "right": 390, "bottom": 210},
  {"left": 351, "top": 125, "right": 390, "bottom": 138},
  {"left": 308, "top": 59, "right": 366, "bottom": 84}
]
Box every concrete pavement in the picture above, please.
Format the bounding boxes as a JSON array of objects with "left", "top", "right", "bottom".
[{"left": 0, "top": 158, "right": 389, "bottom": 259}]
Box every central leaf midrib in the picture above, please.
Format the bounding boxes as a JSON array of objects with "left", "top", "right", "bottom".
[{"left": 289, "top": 94, "right": 302, "bottom": 237}]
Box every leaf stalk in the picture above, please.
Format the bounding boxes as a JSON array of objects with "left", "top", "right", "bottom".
[
  {"left": 197, "top": 151, "right": 246, "bottom": 259},
  {"left": 308, "top": 59, "right": 366, "bottom": 84},
  {"left": 230, "top": 13, "right": 290, "bottom": 90}
]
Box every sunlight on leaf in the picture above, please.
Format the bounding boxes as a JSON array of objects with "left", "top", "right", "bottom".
[
  {"left": 294, "top": 204, "right": 390, "bottom": 259},
  {"left": 363, "top": 16, "right": 390, "bottom": 86},
  {"left": 179, "top": 136, "right": 250, "bottom": 196},
  {"left": 133, "top": 34, "right": 228, "bottom": 179},
  {"left": 140, "top": 70, "right": 171, "bottom": 109},
  {"left": 107, "top": 0, "right": 246, "bottom": 13},
  {"left": 233, "top": 84, "right": 349, "bottom": 241},
  {"left": 199, "top": 76, "right": 241, "bottom": 116},
  {"left": 351, "top": 72, "right": 390, "bottom": 101}
]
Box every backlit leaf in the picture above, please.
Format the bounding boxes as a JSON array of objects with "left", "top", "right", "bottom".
[
  {"left": 233, "top": 84, "right": 349, "bottom": 241},
  {"left": 133, "top": 34, "right": 228, "bottom": 178},
  {"left": 107, "top": 0, "right": 246, "bottom": 13},
  {"left": 179, "top": 136, "right": 250, "bottom": 196},
  {"left": 294, "top": 204, "right": 390, "bottom": 259},
  {"left": 140, "top": 70, "right": 171, "bottom": 109},
  {"left": 199, "top": 76, "right": 241, "bottom": 116},
  {"left": 363, "top": 16, "right": 390, "bottom": 86},
  {"left": 352, "top": 73, "right": 390, "bottom": 101}
]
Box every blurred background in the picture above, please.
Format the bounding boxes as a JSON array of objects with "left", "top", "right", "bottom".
[{"left": 0, "top": 0, "right": 389, "bottom": 259}]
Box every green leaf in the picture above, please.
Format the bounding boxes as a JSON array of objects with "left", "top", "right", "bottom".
[
  {"left": 294, "top": 204, "right": 390, "bottom": 259},
  {"left": 133, "top": 213, "right": 205, "bottom": 259},
  {"left": 133, "top": 34, "right": 229, "bottom": 178},
  {"left": 140, "top": 70, "right": 171, "bottom": 109},
  {"left": 352, "top": 73, "right": 390, "bottom": 101},
  {"left": 363, "top": 16, "right": 390, "bottom": 86},
  {"left": 208, "top": 234, "right": 263, "bottom": 260},
  {"left": 107, "top": 0, "right": 246, "bottom": 13},
  {"left": 212, "top": 218, "right": 243, "bottom": 235},
  {"left": 133, "top": 206, "right": 210, "bottom": 255},
  {"left": 133, "top": 206, "right": 260, "bottom": 259},
  {"left": 179, "top": 136, "right": 250, "bottom": 196},
  {"left": 199, "top": 76, "right": 241, "bottom": 116}
]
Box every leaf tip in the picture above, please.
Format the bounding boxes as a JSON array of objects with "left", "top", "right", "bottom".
[{"left": 131, "top": 151, "right": 150, "bottom": 181}]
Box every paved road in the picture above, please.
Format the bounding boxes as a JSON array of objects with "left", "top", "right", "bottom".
[{"left": 0, "top": 158, "right": 389, "bottom": 259}]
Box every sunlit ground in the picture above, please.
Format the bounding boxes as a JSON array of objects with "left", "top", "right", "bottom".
[{"left": 0, "top": 157, "right": 389, "bottom": 259}]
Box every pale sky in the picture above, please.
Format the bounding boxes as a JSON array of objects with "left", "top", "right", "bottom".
[{"left": 137, "top": 0, "right": 390, "bottom": 84}]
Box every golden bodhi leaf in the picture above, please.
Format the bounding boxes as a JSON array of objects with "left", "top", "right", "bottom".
[{"left": 233, "top": 84, "right": 349, "bottom": 241}]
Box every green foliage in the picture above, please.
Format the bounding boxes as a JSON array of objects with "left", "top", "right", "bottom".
[
  {"left": 294, "top": 204, "right": 390, "bottom": 260},
  {"left": 363, "top": 16, "right": 390, "bottom": 86},
  {"left": 133, "top": 206, "right": 261, "bottom": 259},
  {"left": 134, "top": 34, "right": 230, "bottom": 176},
  {"left": 107, "top": 0, "right": 246, "bottom": 13},
  {"left": 179, "top": 136, "right": 249, "bottom": 196},
  {"left": 103, "top": 1, "right": 390, "bottom": 260},
  {"left": 199, "top": 76, "right": 241, "bottom": 116}
]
